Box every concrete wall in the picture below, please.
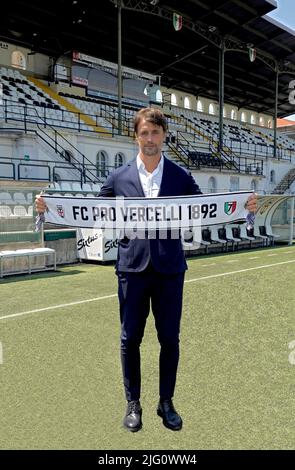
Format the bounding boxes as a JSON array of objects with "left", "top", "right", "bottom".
[
  {"left": 0, "top": 41, "right": 50, "bottom": 77},
  {"left": 159, "top": 85, "right": 273, "bottom": 127}
]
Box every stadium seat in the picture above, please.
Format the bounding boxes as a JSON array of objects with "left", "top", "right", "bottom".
[
  {"left": 201, "top": 228, "right": 212, "bottom": 254},
  {"left": 13, "top": 192, "right": 27, "bottom": 205},
  {"left": 210, "top": 226, "right": 228, "bottom": 251},
  {"left": 0, "top": 205, "right": 12, "bottom": 217},
  {"left": 13, "top": 205, "right": 28, "bottom": 217},
  {"left": 53, "top": 182, "right": 61, "bottom": 191},
  {"left": 217, "top": 227, "right": 229, "bottom": 250},
  {"left": 82, "top": 183, "right": 92, "bottom": 192},
  {"left": 225, "top": 225, "right": 241, "bottom": 250},
  {"left": 92, "top": 183, "right": 101, "bottom": 192},
  {"left": 0, "top": 192, "right": 14, "bottom": 205},
  {"left": 181, "top": 229, "right": 194, "bottom": 249},
  {"left": 60, "top": 182, "right": 72, "bottom": 192},
  {"left": 239, "top": 224, "right": 256, "bottom": 247},
  {"left": 264, "top": 224, "right": 280, "bottom": 245},
  {"left": 253, "top": 225, "right": 269, "bottom": 246},
  {"left": 26, "top": 193, "right": 33, "bottom": 204},
  {"left": 72, "top": 182, "right": 82, "bottom": 192}
]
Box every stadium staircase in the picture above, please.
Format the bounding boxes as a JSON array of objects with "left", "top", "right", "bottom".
[
  {"left": 34, "top": 123, "right": 103, "bottom": 185},
  {"left": 272, "top": 167, "right": 295, "bottom": 194},
  {"left": 166, "top": 114, "right": 241, "bottom": 172}
]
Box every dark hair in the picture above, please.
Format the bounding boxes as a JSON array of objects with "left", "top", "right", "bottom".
[{"left": 134, "top": 107, "right": 167, "bottom": 134}]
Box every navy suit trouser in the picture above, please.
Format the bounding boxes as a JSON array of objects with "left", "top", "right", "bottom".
[{"left": 117, "top": 264, "right": 185, "bottom": 402}]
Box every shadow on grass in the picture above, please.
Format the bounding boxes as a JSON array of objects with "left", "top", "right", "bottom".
[
  {"left": 0, "top": 259, "right": 117, "bottom": 284},
  {"left": 0, "top": 266, "right": 84, "bottom": 284},
  {"left": 186, "top": 242, "right": 293, "bottom": 263}
]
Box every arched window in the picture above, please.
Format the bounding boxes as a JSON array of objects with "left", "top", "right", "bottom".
[
  {"left": 208, "top": 176, "right": 217, "bottom": 193},
  {"left": 251, "top": 179, "right": 257, "bottom": 191},
  {"left": 241, "top": 112, "right": 246, "bottom": 122},
  {"left": 267, "top": 119, "right": 272, "bottom": 128},
  {"left": 209, "top": 103, "right": 215, "bottom": 115},
  {"left": 156, "top": 89, "right": 162, "bottom": 103},
  {"left": 114, "top": 152, "right": 125, "bottom": 168},
  {"left": 171, "top": 93, "right": 177, "bottom": 106},
  {"left": 96, "top": 150, "right": 108, "bottom": 178},
  {"left": 259, "top": 116, "right": 265, "bottom": 126},
  {"left": 223, "top": 107, "right": 227, "bottom": 118},
  {"left": 184, "top": 97, "right": 190, "bottom": 109},
  {"left": 230, "top": 176, "right": 239, "bottom": 192},
  {"left": 231, "top": 109, "right": 237, "bottom": 120},
  {"left": 250, "top": 114, "right": 256, "bottom": 125},
  {"left": 197, "top": 99, "right": 204, "bottom": 112},
  {"left": 270, "top": 169, "right": 275, "bottom": 184},
  {"left": 11, "top": 50, "right": 26, "bottom": 70}
]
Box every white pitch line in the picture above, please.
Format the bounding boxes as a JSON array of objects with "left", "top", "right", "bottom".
[
  {"left": 0, "top": 293, "right": 117, "bottom": 321},
  {"left": 185, "top": 259, "right": 295, "bottom": 283},
  {"left": 1, "top": 258, "right": 295, "bottom": 322}
]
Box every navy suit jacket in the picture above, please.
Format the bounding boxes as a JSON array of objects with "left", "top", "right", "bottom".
[{"left": 99, "top": 156, "right": 202, "bottom": 273}]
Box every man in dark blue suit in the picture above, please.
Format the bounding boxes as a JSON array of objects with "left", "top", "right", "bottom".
[{"left": 99, "top": 108, "right": 202, "bottom": 432}]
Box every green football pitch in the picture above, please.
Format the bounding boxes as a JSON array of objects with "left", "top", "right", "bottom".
[{"left": 1, "top": 245, "right": 295, "bottom": 450}]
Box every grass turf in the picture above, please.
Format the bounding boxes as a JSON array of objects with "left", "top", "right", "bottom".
[{"left": 0, "top": 245, "right": 295, "bottom": 449}]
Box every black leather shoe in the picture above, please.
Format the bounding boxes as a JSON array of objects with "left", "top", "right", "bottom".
[
  {"left": 157, "top": 399, "right": 182, "bottom": 431},
  {"left": 123, "top": 400, "right": 142, "bottom": 432}
]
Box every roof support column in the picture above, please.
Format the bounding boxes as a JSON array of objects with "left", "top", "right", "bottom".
[
  {"left": 273, "top": 68, "right": 279, "bottom": 159},
  {"left": 117, "top": 0, "right": 123, "bottom": 135},
  {"left": 218, "top": 40, "right": 225, "bottom": 152}
]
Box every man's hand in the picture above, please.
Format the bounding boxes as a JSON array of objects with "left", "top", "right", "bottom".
[
  {"left": 35, "top": 195, "right": 47, "bottom": 214},
  {"left": 245, "top": 193, "right": 257, "bottom": 213}
]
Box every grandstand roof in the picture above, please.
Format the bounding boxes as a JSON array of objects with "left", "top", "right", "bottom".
[
  {"left": 277, "top": 117, "right": 295, "bottom": 127},
  {"left": 2, "top": 0, "right": 295, "bottom": 117}
]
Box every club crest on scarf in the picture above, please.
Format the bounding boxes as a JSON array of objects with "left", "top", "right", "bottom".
[
  {"left": 224, "top": 201, "right": 237, "bottom": 215},
  {"left": 56, "top": 204, "right": 65, "bottom": 218}
]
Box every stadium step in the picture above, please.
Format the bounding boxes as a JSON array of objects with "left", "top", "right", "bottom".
[
  {"left": 1, "top": 180, "right": 49, "bottom": 189},
  {"left": 27, "top": 77, "right": 111, "bottom": 136}
]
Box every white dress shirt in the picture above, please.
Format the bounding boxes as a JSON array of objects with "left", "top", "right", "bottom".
[{"left": 136, "top": 154, "right": 164, "bottom": 198}]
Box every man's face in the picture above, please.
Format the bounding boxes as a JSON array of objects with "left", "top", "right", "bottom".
[{"left": 136, "top": 119, "right": 166, "bottom": 157}]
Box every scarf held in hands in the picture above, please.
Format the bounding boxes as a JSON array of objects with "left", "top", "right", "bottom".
[{"left": 36, "top": 191, "right": 254, "bottom": 233}]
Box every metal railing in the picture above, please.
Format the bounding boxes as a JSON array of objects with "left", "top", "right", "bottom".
[{"left": 0, "top": 154, "right": 121, "bottom": 184}]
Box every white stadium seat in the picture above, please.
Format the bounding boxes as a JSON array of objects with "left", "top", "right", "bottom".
[
  {"left": 0, "top": 205, "right": 12, "bottom": 217},
  {"left": 13, "top": 205, "right": 28, "bottom": 217}
]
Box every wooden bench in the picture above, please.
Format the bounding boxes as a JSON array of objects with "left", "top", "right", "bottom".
[{"left": 0, "top": 248, "right": 56, "bottom": 278}]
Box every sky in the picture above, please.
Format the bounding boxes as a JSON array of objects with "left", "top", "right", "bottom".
[
  {"left": 267, "top": 0, "right": 295, "bottom": 120},
  {"left": 267, "top": 0, "right": 295, "bottom": 30}
]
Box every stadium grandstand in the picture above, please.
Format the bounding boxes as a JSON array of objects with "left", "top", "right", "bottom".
[
  {"left": 0, "top": 0, "right": 295, "bottom": 271},
  {"left": 1, "top": 0, "right": 295, "bottom": 452}
]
